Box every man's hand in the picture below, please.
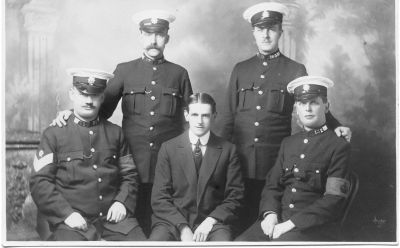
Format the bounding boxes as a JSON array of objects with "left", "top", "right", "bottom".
[
  {"left": 260, "top": 213, "right": 278, "bottom": 239},
  {"left": 272, "top": 220, "right": 295, "bottom": 240},
  {"left": 107, "top": 201, "right": 127, "bottom": 223},
  {"left": 334, "top": 126, "right": 352, "bottom": 142},
  {"left": 192, "top": 217, "right": 217, "bottom": 242},
  {"left": 180, "top": 225, "right": 194, "bottom": 242},
  {"left": 50, "top": 110, "right": 72, "bottom": 127},
  {"left": 64, "top": 212, "right": 87, "bottom": 231}
]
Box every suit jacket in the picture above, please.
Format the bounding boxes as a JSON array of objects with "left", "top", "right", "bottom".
[
  {"left": 151, "top": 131, "right": 244, "bottom": 231},
  {"left": 99, "top": 57, "right": 193, "bottom": 183},
  {"left": 216, "top": 52, "right": 340, "bottom": 180}
]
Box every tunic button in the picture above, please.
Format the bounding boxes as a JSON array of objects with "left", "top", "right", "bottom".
[
  {"left": 149, "top": 126, "right": 154, "bottom": 131},
  {"left": 67, "top": 157, "right": 71, "bottom": 162},
  {"left": 99, "top": 212, "right": 103, "bottom": 217},
  {"left": 130, "top": 91, "right": 134, "bottom": 94},
  {"left": 151, "top": 81, "right": 156, "bottom": 85},
  {"left": 150, "top": 111, "right": 155, "bottom": 116},
  {"left": 280, "top": 90, "right": 284, "bottom": 93},
  {"left": 294, "top": 168, "right": 299, "bottom": 173},
  {"left": 153, "top": 67, "right": 157, "bottom": 71},
  {"left": 99, "top": 195, "right": 103, "bottom": 200},
  {"left": 254, "top": 122, "right": 260, "bottom": 126},
  {"left": 254, "top": 138, "right": 259, "bottom": 142},
  {"left": 256, "top": 105, "right": 261, "bottom": 110},
  {"left": 260, "top": 75, "right": 265, "bottom": 79},
  {"left": 93, "top": 164, "right": 97, "bottom": 170},
  {"left": 292, "top": 188, "right": 297, "bottom": 193},
  {"left": 304, "top": 139, "right": 309, "bottom": 144},
  {"left": 258, "top": 90, "right": 263, "bottom": 95},
  {"left": 289, "top": 204, "right": 294, "bottom": 209},
  {"left": 263, "top": 62, "right": 268, "bottom": 66},
  {"left": 98, "top": 178, "right": 102, "bottom": 183},
  {"left": 316, "top": 170, "right": 320, "bottom": 174},
  {"left": 150, "top": 142, "right": 154, "bottom": 147},
  {"left": 91, "top": 148, "right": 95, "bottom": 153},
  {"left": 89, "top": 130, "right": 94, "bottom": 135},
  {"left": 285, "top": 168, "right": 289, "bottom": 171},
  {"left": 150, "top": 96, "right": 156, "bottom": 100},
  {"left": 113, "top": 155, "right": 117, "bottom": 159},
  {"left": 300, "top": 154, "right": 305, "bottom": 159}
]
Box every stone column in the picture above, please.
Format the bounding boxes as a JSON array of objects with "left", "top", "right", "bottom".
[
  {"left": 21, "top": 0, "right": 59, "bottom": 132},
  {"left": 280, "top": 2, "right": 300, "bottom": 60}
]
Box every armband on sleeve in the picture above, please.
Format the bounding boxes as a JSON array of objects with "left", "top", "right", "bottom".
[{"left": 325, "top": 177, "right": 350, "bottom": 198}]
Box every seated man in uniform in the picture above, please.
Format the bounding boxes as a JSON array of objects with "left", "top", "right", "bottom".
[
  {"left": 30, "top": 68, "right": 146, "bottom": 241},
  {"left": 235, "top": 76, "right": 351, "bottom": 241},
  {"left": 149, "top": 93, "right": 244, "bottom": 241}
]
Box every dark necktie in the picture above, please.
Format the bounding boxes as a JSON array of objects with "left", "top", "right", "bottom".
[{"left": 193, "top": 139, "right": 202, "bottom": 175}]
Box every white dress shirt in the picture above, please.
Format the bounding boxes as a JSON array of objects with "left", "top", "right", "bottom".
[{"left": 188, "top": 130, "right": 210, "bottom": 156}]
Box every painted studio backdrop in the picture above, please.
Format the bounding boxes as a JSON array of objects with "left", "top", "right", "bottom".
[{"left": 5, "top": 0, "right": 396, "bottom": 241}]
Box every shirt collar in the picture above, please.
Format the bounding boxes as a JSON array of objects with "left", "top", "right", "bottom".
[
  {"left": 73, "top": 114, "right": 100, "bottom": 127},
  {"left": 257, "top": 49, "right": 281, "bottom": 60},
  {"left": 304, "top": 124, "right": 328, "bottom": 137},
  {"left": 142, "top": 53, "right": 166, "bottom": 65},
  {"left": 188, "top": 130, "right": 210, "bottom": 146}
]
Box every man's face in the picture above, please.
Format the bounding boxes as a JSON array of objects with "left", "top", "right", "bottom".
[
  {"left": 184, "top": 103, "right": 215, "bottom": 137},
  {"left": 69, "top": 87, "right": 104, "bottom": 121},
  {"left": 140, "top": 30, "right": 169, "bottom": 59},
  {"left": 252, "top": 24, "right": 282, "bottom": 55},
  {"left": 295, "top": 96, "right": 329, "bottom": 130}
]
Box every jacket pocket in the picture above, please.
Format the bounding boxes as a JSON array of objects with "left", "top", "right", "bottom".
[
  {"left": 160, "top": 87, "right": 181, "bottom": 116},
  {"left": 265, "top": 83, "right": 286, "bottom": 113},
  {"left": 306, "top": 163, "right": 324, "bottom": 191},
  {"left": 122, "top": 87, "right": 146, "bottom": 115},
  {"left": 57, "top": 151, "right": 84, "bottom": 184},
  {"left": 237, "top": 83, "right": 255, "bottom": 111}
]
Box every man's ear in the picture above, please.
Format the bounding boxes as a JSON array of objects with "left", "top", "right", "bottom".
[
  {"left": 325, "top": 102, "right": 330, "bottom": 114},
  {"left": 165, "top": 34, "right": 170, "bottom": 44},
  {"left": 184, "top": 109, "right": 189, "bottom": 122}
]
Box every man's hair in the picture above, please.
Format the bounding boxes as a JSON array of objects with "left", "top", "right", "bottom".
[
  {"left": 185, "top": 93, "right": 216, "bottom": 113},
  {"left": 297, "top": 95, "right": 328, "bottom": 104}
]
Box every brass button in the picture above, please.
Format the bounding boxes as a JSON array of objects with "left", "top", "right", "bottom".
[
  {"left": 150, "top": 142, "right": 154, "bottom": 147},
  {"left": 258, "top": 90, "right": 263, "bottom": 95},
  {"left": 153, "top": 67, "right": 157, "bottom": 71},
  {"left": 304, "top": 139, "right": 309, "bottom": 144},
  {"left": 113, "top": 155, "right": 116, "bottom": 159},
  {"left": 316, "top": 170, "right": 320, "bottom": 174},
  {"left": 99, "top": 195, "right": 103, "bottom": 200},
  {"left": 151, "top": 81, "right": 156, "bottom": 85},
  {"left": 91, "top": 148, "right": 95, "bottom": 153},
  {"left": 149, "top": 126, "right": 154, "bottom": 131},
  {"left": 289, "top": 204, "right": 294, "bottom": 208},
  {"left": 130, "top": 91, "right": 134, "bottom": 94},
  {"left": 89, "top": 130, "right": 94, "bottom": 135},
  {"left": 99, "top": 212, "right": 103, "bottom": 217},
  {"left": 300, "top": 154, "right": 305, "bottom": 159},
  {"left": 98, "top": 178, "right": 102, "bottom": 183},
  {"left": 150, "top": 111, "right": 155, "bottom": 116},
  {"left": 150, "top": 96, "right": 156, "bottom": 100},
  {"left": 254, "top": 138, "right": 259, "bottom": 142},
  {"left": 256, "top": 105, "right": 261, "bottom": 110},
  {"left": 93, "top": 164, "right": 97, "bottom": 170},
  {"left": 263, "top": 62, "right": 268, "bottom": 66},
  {"left": 292, "top": 188, "right": 297, "bottom": 193},
  {"left": 294, "top": 168, "right": 299, "bottom": 173},
  {"left": 260, "top": 75, "right": 265, "bottom": 79},
  {"left": 254, "top": 122, "right": 260, "bottom": 127},
  {"left": 67, "top": 157, "right": 71, "bottom": 162}
]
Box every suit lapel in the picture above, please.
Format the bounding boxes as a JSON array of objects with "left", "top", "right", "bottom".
[
  {"left": 197, "top": 132, "right": 222, "bottom": 206},
  {"left": 177, "top": 131, "right": 197, "bottom": 185}
]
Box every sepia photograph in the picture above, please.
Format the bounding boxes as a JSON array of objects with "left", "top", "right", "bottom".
[{"left": 2, "top": 0, "right": 397, "bottom": 245}]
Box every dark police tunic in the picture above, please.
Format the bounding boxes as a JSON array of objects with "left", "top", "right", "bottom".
[
  {"left": 236, "top": 126, "right": 351, "bottom": 241},
  {"left": 217, "top": 51, "right": 339, "bottom": 180},
  {"left": 30, "top": 116, "right": 140, "bottom": 238},
  {"left": 99, "top": 56, "right": 193, "bottom": 183}
]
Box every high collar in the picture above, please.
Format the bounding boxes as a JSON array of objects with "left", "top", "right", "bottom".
[
  {"left": 73, "top": 114, "right": 100, "bottom": 127},
  {"left": 188, "top": 130, "right": 210, "bottom": 146},
  {"left": 303, "top": 124, "right": 329, "bottom": 137},
  {"left": 142, "top": 53, "right": 166, "bottom": 65},
  {"left": 257, "top": 49, "right": 281, "bottom": 61}
]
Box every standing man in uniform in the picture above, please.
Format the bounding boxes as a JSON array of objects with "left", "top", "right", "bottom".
[
  {"left": 236, "top": 76, "right": 351, "bottom": 241},
  {"left": 30, "top": 69, "right": 146, "bottom": 241},
  {"left": 216, "top": 2, "right": 351, "bottom": 231},
  {"left": 53, "top": 10, "right": 193, "bottom": 235},
  {"left": 149, "top": 93, "right": 244, "bottom": 241}
]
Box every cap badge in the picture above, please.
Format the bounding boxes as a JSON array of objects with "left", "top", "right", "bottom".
[
  {"left": 262, "top": 11, "right": 270, "bottom": 19},
  {"left": 38, "top": 150, "right": 44, "bottom": 157},
  {"left": 302, "top": 84, "right": 310, "bottom": 92},
  {"left": 151, "top": 18, "right": 158, "bottom": 24},
  {"left": 88, "top": 76, "right": 95, "bottom": 85}
]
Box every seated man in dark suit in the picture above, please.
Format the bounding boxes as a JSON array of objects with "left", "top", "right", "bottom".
[
  {"left": 235, "top": 76, "right": 351, "bottom": 241},
  {"left": 149, "top": 93, "right": 244, "bottom": 241},
  {"left": 30, "top": 68, "right": 146, "bottom": 241}
]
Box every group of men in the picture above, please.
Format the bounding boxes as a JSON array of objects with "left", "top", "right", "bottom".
[{"left": 30, "top": 2, "right": 352, "bottom": 242}]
